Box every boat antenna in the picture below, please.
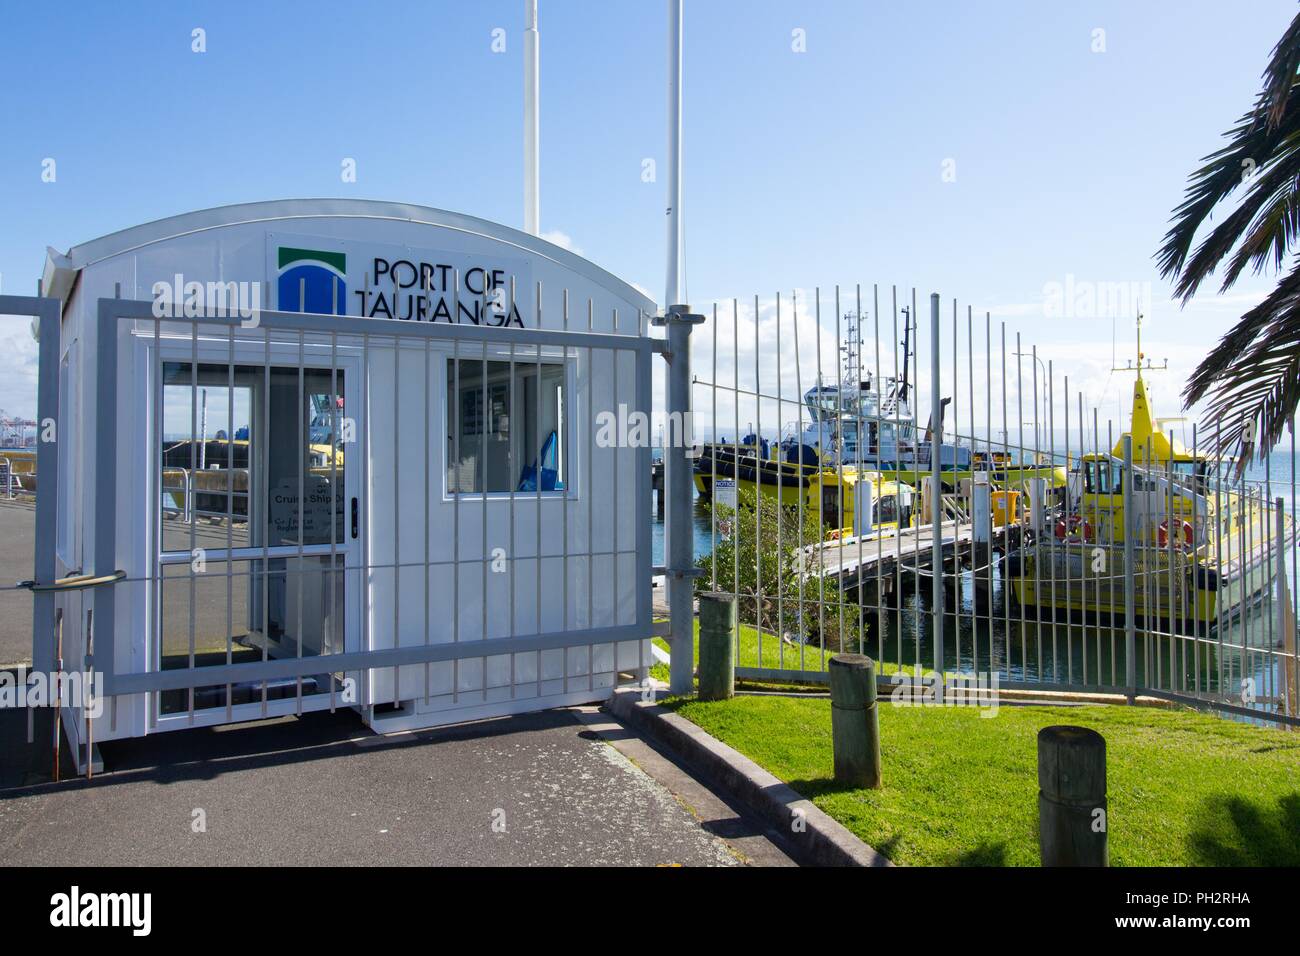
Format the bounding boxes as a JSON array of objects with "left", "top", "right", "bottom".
[{"left": 1111, "top": 307, "right": 1168, "bottom": 378}]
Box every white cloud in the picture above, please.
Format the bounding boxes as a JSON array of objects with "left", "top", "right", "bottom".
[
  {"left": 0, "top": 315, "right": 39, "bottom": 420},
  {"left": 539, "top": 230, "right": 583, "bottom": 257}
]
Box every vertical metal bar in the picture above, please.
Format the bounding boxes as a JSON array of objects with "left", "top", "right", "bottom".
[
  {"left": 754, "top": 294, "right": 763, "bottom": 669},
  {"left": 1215, "top": 416, "right": 1224, "bottom": 695},
  {"left": 452, "top": 270, "right": 461, "bottom": 704},
  {"left": 226, "top": 324, "right": 235, "bottom": 720},
  {"left": 794, "top": 290, "right": 806, "bottom": 669},
  {"left": 298, "top": 328, "right": 306, "bottom": 714},
  {"left": 966, "top": 304, "right": 976, "bottom": 677},
  {"left": 585, "top": 297, "right": 594, "bottom": 696},
  {"left": 261, "top": 325, "right": 271, "bottom": 714},
  {"left": 541, "top": 281, "right": 549, "bottom": 699},
  {"left": 507, "top": 280, "right": 519, "bottom": 698},
  {"left": 30, "top": 296, "right": 60, "bottom": 679},
  {"left": 1190, "top": 421, "right": 1199, "bottom": 695},
  {"left": 912, "top": 288, "right": 921, "bottom": 680},
  {"left": 559, "top": 284, "right": 568, "bottom": 690},
  {"left": 150, "top": 314, "right": 162, "bottom": 729},
  {"left": 1000, "top": 320, "right": 1010, "bottom": 681},
  {"left": 894, "top": 289, "right": 903, "bottom": 674},
  {"left": 666, "top": 303, "right": 698, "bottom": 696},
  {"left": 332, "top": 327, "right": 340, "bottom": 710},
  {"left": 776, "top": 292, "right": 785, "bottom": 671},
  {"left": 575, "top": 294, "right": 587, "bottom": 693},
  {"left": 929, "top": 293, "right": 944, "bottom": 701},
  {"left": 711, "top": 301, "right": 718, "bottom": 591},
  {"left": 188, "top": 321, "right": 197, "bottom": 722},
  {"left": 423, "top": 330, "right": 431, "bottom": 703},
  {"left": 869, "top": 285, "right": 879, "bottom": 662},
  {"left": 533, "top": 295, "right": 543, "bottom": 691},
  {"left": 1276, "top": 495, "right": 1289, "bottom": 718},
  {"left": 1015, "top": 333, "right": 1026, "bottom": 678},
  {"left": 1108, "top": 419, "right": 1116, "bottom": 686},
  {"left": 608, "top": 305, "right": 620, "bottom": 690},
  {"left": 732, "top": 299, "right": 740, "bottom": 645},
  {"left": 1123, "top": 434, "right": 1136, "bottom": 702},
  {"left": 84, "top": 609, "right": 93, "bottom": 779},
  {"left": 1031, "top": 344, "right": 1041, "bottom": 679},
  {"left": 1047, "top": 359, "right": 1057, "bottom": 683},
  {"left": 1063, "top": 374, "right": 1072, "bottom": 685}
]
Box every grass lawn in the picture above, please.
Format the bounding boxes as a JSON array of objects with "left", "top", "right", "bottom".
[
  {"left": 650, "top": 619, "right": 910, "bottom": 686},
  {"left": 664, "top": 694, "right": 1300, "bottom": 866}
]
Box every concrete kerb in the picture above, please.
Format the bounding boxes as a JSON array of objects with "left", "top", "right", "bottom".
[{"left": 605, "top": 685, "right": 892, "bottom": 867}]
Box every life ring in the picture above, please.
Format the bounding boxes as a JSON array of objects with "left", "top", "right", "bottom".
[
  {"left": 1053, "top": 515, "right": 1093, "bottom": 542},
  {"left": 827, "top": 529, "right": 842, "bottom": 540},
  {"left": 1158, "top": 518, "right": 1195, "bottom": 550}
]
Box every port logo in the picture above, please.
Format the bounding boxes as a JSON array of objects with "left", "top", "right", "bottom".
[{"left": 277, "top": 246, "right": 346, "bottom": 314}]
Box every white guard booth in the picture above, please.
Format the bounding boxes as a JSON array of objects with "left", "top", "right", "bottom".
[{"left": 38, "top": 199, "right": 658, "bottom": 752}]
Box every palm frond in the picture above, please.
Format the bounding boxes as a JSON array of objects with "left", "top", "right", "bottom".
[
  {"left": 1157, "top": 10, "right": 1300, "bottom": 299},
  {"left": 1185, "top": 257, "right": 1300, "bottom": 460},
  {"left": 1264, "top": 11, "right": 1300, "bottom": 127}
]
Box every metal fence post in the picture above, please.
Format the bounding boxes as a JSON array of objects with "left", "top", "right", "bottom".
[
  {"left": 659, "top": 304, "right": 705, "bottom": 696},
  {"left": 930, "top": 293, "right": 944, "bottom": 703},
  {"left": 1276, "top": 497, "right": 1296, "bottom": 719},
  {"left": 1122, "top": 435, "right": 1136, "bottom": 703}
]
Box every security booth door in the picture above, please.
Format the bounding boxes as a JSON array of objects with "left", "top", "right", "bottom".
[{"left": 156, "top": 354, "right": 361, "bottom": 720}]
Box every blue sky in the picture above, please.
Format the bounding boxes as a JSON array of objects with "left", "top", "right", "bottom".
[{"left": 1, "top": 0, "right": 1296, "bottom": 439}]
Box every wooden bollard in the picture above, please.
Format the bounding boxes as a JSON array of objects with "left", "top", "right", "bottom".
[
  {"left": 829, "top": 654, "right": 882, "bottom": 788},
  {"left": 697, "top": 592, "right": 736, "bottom": 701},
  {"left": 1038, "top": 725, "right": 1108, "bottom": 867}
]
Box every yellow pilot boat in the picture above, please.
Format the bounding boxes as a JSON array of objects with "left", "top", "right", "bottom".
[{"left": 1005, "top": 361, "right": 1290, "bottom": 629}]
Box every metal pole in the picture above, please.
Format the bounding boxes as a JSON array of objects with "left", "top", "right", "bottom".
[
  {"left": 523, "top": 0, "right": 540, "bottom": 236},
  {"left": 663, "top": 305, "right": 703, "bottom": 696},
  {"left": 664, "top": 0, "right": 683, "bottom": 309},
  {"left": 1275, "top": 496, "right": 1292, "bottom": 719},
  {"left": 1123, "top": 435, "right": 1136, "bottom": 702},
  {"left": 930, "top": 293, "right": 944, "bottom": 702}
]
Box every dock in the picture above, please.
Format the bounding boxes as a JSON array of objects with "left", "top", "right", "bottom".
[{"left": 803, "top": 519, "right": 1022, "bottom": 593}]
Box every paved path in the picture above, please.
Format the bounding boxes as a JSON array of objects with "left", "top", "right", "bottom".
[
  {"left": 0, "top": 501, "right": 33, "bottom": 667},
  {"left": 0, "top": 704, "right": 795, "bottom": 866}
]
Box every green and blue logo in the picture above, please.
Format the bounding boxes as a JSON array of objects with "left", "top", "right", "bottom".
[{"left": 277, "top": 246, "right": 346, "bottom": 314}]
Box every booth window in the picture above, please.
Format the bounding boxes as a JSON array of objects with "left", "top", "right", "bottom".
[{"left": 447, "top": 358, "right": 566, "bottom": 494}]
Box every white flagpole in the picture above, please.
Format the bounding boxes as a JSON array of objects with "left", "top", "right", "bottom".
[
  {"left": 664, "top": 0, "right": 683, "bottom": 309},
  {"left": 524, "top": 0, "right": 540, "bottom": 236}
]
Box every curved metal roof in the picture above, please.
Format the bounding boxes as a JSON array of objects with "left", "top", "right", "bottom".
[{"left": 42, "top": 198, "right": 656, "bottom": 314}]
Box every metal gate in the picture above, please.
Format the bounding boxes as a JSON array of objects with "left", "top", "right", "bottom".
[
  {"left": 13, "top": 286, "right": 661, "bottom": 764},
  {"left": 666, "top": 286, "right": 1300, "bottom": 728}
]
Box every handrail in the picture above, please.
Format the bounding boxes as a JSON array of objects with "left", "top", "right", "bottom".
[{"left": 18, "top": 569, "right": 127, "bottom": 593}]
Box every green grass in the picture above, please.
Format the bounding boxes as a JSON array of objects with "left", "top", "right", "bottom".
[
  {"left": 664, "top": 694, "right": 1300, "bottom": 866},
  {"left": 650, "top": 619, "right": 910, "bottom": 687}
]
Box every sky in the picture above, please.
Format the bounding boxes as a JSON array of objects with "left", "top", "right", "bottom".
[{"left": 0, "top": 0, "right": 1295, "bottom": 448}]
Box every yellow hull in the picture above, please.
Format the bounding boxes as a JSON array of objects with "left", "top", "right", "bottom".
[{"left": 1007, "top": 541, "right": 1273, "bottom": 628}]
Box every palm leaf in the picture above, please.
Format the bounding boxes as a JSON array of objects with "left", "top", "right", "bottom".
[
  {"left": 1160, "top": 11, "right": 1300, "bottom": 461},
  {"left": 1184, "top": 257, "right": 1300, "bottom": 461},
  {"left": 1158, "top": 12, "right": 1300, "bottom": 299}
]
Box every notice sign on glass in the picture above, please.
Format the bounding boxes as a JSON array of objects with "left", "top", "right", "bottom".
[{"left": 715, "top": 478, "right": 737, "bottom": 511}]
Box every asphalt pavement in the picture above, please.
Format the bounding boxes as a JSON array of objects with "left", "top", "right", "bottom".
[{"left": 0, "top": 703, "right": 795, "bottom": 866}]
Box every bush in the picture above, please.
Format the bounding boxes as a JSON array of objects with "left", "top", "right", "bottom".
[{"left": 694, "top": 486, "right": 866, "bottom": 656}]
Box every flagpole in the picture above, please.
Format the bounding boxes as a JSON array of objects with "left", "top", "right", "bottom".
[
  {"left": 524, "top": 0, "right": 540, "bottom": 236},
  {"left": 664, "top": 0, "right": 683, "bottom": 309}
]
